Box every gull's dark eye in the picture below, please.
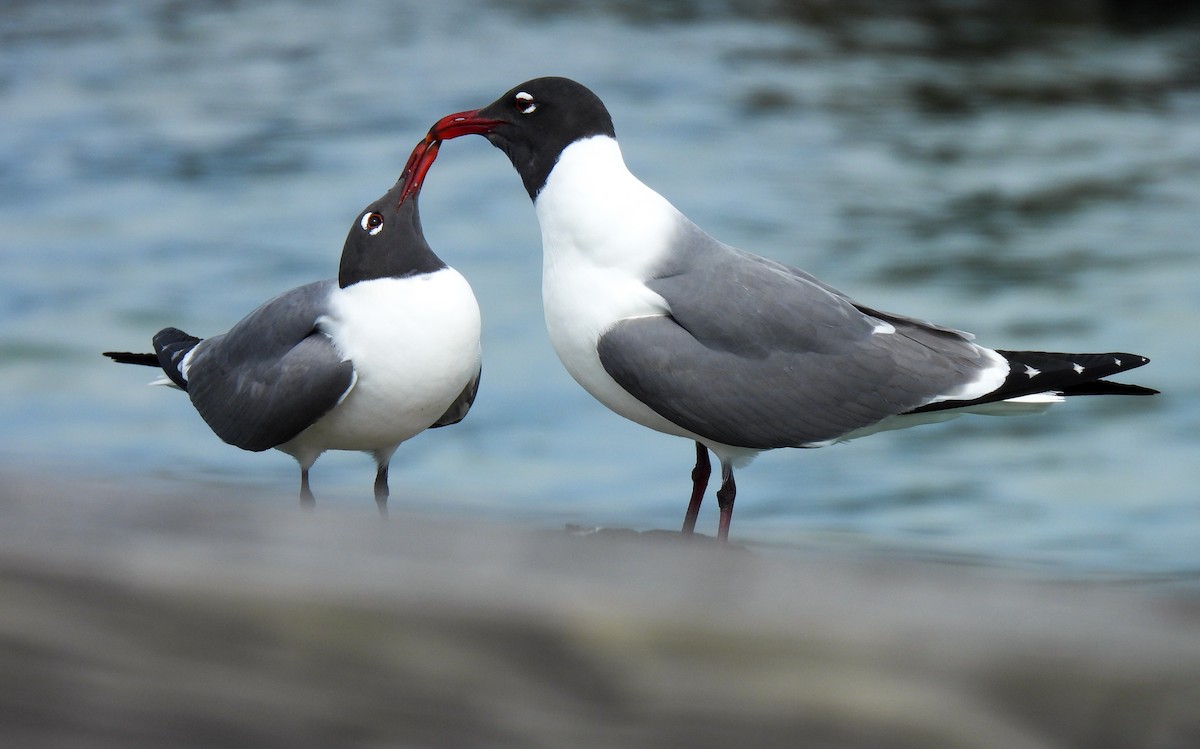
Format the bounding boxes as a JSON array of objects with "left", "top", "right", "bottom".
[
  {"left": 360, "top": 212, "right": 384, "bottom": 236},
  {"left": 514, "top": 91, "right": 537, "bottom": 115}
]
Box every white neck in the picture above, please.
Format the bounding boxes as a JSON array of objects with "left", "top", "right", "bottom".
[
  {"left": 533, "top": 136, "right": 681, "bottom": 279},
  {"left": 530, "top": 136, "right": 687, "bottom": 445}
]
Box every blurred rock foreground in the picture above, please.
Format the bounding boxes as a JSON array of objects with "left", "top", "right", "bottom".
[{"left": 1, "top": 478, "right": 1197, "bottom": 749}]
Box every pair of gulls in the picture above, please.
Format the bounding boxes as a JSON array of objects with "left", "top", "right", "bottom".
[{"left": 108, "top": 77, "right": 1156, "bottom": 540}]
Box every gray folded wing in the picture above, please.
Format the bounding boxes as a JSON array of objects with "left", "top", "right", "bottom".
[
  {"left": 431, "top": 365, "right": 482, "bottom": 428},
  {"left": 185, "top": 280, "right": 355, "bottom": 452},
  {"left": 598, "top": 230, "right": 997, "bottom": 449}
]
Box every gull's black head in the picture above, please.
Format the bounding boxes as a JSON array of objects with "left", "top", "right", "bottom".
[
  {"left": 338, "top": 169, "right": 446, "bottom": 288},
  {"left": 400, "top": 77, "right": 616, "bottom": 203},
  {"left": 473, "top": 77, "right": 616, "bottom": 199}
]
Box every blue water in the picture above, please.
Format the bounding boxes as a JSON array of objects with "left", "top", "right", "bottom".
[{"left": 2, "top": 0, "right": 1197, "bottom": 579}]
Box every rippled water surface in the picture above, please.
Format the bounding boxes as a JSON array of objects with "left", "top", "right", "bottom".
[{"left": 3, "top": 0, "right": 1198, "bottom": 579}]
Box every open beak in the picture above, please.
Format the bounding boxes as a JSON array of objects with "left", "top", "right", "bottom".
[{"left": 398, "top": 109, "right": 507, "bottom": 204}]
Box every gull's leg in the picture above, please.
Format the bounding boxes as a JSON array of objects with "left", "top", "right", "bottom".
[
  {"left": 373, "top": 447, "right": 398, "bottom": 517},
  {"left": 374, "top": 462, "right": 389, "bottom": 517},
  {"left": 715, "top": 461, "right": 736, "bottom": 543},
  {"left": 682, "top": 441, "right": 710, "bottom": 535},
  {"left": 300, "top": 466, "right": 315, "bottom": 509}
]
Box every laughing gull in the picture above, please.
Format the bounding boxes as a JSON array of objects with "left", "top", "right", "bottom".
[
  {"left": 105, "top": 169, "right": 482, "bottom": 512},
  {"left": 402, "top": 76, "right": 1157, "bottom": 541}
]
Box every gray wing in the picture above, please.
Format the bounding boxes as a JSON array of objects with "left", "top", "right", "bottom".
[
  {"left": 185, "top": 280, "right": 354, "bottom": 452},
  {"left": 598, "top": 227, "right": 995, "bottom": 449},
  {"left": 430, "top": 365, "right": 481, "bottom": 428}
]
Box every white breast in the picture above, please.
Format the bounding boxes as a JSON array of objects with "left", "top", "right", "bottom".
[
  {"left": 534, "top": 137, "right": 732, "bottom": 450},
  {"left": 283, "top": 268, "right": 481, "bottom": 457}
]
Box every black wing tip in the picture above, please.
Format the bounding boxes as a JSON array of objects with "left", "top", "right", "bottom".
[
  {"left": 1002, "top": 351, "right": 1158, "bottom": 396},
  {"left": 153, "top": 327, "right": 202, "bottom": 349},
  {"left": 103, "top": 351, "right": 159, "bottom": 366},
  {"left": 1060, "top": 379, "right": 1159, "bottom": 397},
  {"left": 910, "top": 350, "right": 1158, "bottom": 415},
  {"left": 997, "top": 350, "right": 1150, "bottom": 371},
  {"left": 430, "top": 366, "right": 482, "bottom": 429},
  {"left": 152, "top": 327, "right": 202, "bottom": 391},
  {"left": 1112, "top": 352, "right": 1150, "bottom": 370}
]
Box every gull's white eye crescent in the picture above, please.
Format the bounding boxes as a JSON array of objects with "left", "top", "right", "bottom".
[
  {"left": 360, "top": 212, "right": 384, "bottom": 236},
  {"left": 514, "top": 91, "right": 536, "bottom": 115}
]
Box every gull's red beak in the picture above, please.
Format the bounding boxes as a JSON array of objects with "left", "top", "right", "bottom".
[
  {"left": 398, "top": 109, "right": 507, "bottom": 205},
  {"left": 428, "top": 108, "right": 507, "bottom": 140},
  {"left": 398, "top": 136, "right": 440, "bottom": 206}
]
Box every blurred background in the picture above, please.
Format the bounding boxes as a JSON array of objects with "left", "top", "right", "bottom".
[{"left": 2, "top": 1, "right": 1200, "bottom": 745}]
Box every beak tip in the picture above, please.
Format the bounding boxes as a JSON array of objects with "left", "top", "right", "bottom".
[
  {"left": 397, "top": 108, "right": 498, "bottom": 206},
  {"left": 398, "top": 138, "right": 443, "bottom": 206}
]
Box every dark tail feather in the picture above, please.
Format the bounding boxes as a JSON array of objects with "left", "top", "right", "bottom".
[{"left": 103, "top": 351, "right": 160, "bottom": 366}]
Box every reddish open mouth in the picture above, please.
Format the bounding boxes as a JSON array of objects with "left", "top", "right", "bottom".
[{"left": 398, "top": 109, "right": 506, "bottom": 205}]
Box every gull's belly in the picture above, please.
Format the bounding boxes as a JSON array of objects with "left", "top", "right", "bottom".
[
  {"left": 542, "top": 263, "right": 701, "bottom": 442},
  {"left": 282, "top": 270, "right": 481, "bottom": 457}
]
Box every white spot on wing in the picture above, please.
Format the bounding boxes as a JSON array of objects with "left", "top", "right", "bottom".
[
  {"left": 1072, "top": 362, "right": 1084, "bottom": 374},
  {"left": 179, "top": 347, "right": 196, "bottom": 382},
  {"left": 1024, "top": 365, "right": 1041, "bottom": 378},
  {"left": 1114, "top": 357, "right": 1122, "bottom": 366}
]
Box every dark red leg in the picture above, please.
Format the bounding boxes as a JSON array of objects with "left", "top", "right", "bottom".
[
  {"left": 374, "top": 462, "right": 389, "bottom": 517},
  {"left": 300, "top": 467, "right": 315, "bottom": 509},
  {"left": 716, "top": 462, "right": 736, "bottom": 542},
  {"left": 682, "top": 441, "right": 710, "bottom": 535}
]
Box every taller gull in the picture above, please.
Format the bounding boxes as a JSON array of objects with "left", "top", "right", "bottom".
[
  {"left": 402, "top": 76, "right": 1157, "bottom": 542},
  {"left": 105, "top": 167, "right": 482, "bottom": 512}
]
